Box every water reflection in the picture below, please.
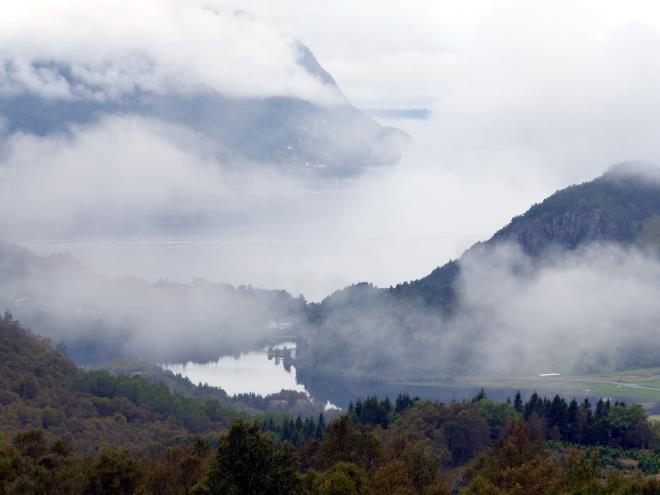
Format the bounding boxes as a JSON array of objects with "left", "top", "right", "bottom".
[{"left": 163, "top": 342, "right": 306, "bottom": 396}]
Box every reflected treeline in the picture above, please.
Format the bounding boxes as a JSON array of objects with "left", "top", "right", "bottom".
[{"left": 267, "top": 346, "right": 295, "bottom": 372}]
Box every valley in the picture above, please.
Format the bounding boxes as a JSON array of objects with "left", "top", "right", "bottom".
[{"left": 2, "top": 3, "right": 660, "bottom": 491}]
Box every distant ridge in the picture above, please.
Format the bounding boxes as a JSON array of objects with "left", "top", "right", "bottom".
[{"left": 0, "top": 42, "right": 409, "bottom": 176}]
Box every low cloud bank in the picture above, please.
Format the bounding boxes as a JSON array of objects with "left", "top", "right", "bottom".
[
  {"left": 1, "top": 237, "right": 659, "bottom": 378},
  {"left": 0, "top": 242, "right": 308, "bottom": 364},
  {"left": 454, "top": 242, "right": 660, "bottom": 375},
  {"left": 303, "top": 241, "right": 660, "bottom": 380},
  {"left": 0, "top": 1, "right": 339, "bottom": 104},
  {"left": 0, "top": 116, "right": 317, "bottom": 239}
]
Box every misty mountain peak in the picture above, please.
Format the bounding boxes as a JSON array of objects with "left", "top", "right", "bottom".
[
  {"left": 603, "top": 161, "right": 660, "bottom": 183},
  {"left": 0, "top": 5, "right": 407, "bottom": 176},
  {"left": 295, "top": 41, "right": 337, "bottom": 86},
  {"left": 489, "top": 162, "right": 660, "bottom": 256}
]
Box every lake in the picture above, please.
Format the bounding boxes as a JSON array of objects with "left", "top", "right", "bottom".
[
  {"left": 163, "top": 342, "right": 528, "bottom": 409},
  {"left": 163, "top": 342, "right": 307, "bottom": 397}
]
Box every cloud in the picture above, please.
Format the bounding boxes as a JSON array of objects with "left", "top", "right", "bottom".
[
  {"left": 227, "top": 0, "right": 474, "bottom": 108},
  {"left": 0, "top": 0, "right": 340, "bottom": 104},
  {"left": 0, "top": 112, "right": 557, "bottom": 300},
  {"left": 4, "top": 0, "right": 660, "bottom": 325},
  {"left": 605, "top": 161, "right": 660, "bottom": 184},
  {"left": 453, "top": 242, "right": 660, "bottom": 375},
  {"left": 236, "top": 0, "right": 660, "bottom": 185},
  {"left": 305, "top": 239, "right": 660, "bottom": 382},
  {"left": 0, "top": 117, "right": 219, "bottom": 237},
  {"left": 0, "top": 240, "right": 308, "bottom": 364},
  {"left": 0, "top": 116, "right": 314, "bottom": 239}
]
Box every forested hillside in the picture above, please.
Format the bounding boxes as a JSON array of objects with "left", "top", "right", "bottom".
[
  {"left": 297, "top": 164, "right": 660, "bottom": 382},
  {"left": 3, "top": 307, "right": 660, "bottom": 493},
  {"left": 0, "top": 314, "right": 338, "bottom": 457},
  {"left": 0, "top": 313, "right": 243, "bottom": 453}
]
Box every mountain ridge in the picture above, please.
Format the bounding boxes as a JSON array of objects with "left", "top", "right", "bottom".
[
  {"left": 0, "top": 40, "right": 409, "bottom": 175},
  {"left": 295, "top": 163, "right": 660, "bottom": 381},
  {"left": 381, "top": 162, "right": 660, "bottom": 310}
]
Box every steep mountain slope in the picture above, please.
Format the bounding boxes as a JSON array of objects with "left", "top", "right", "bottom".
[
  {"left": 492, "top": 162, "right": 660, "bottom": 255},
  {"left": 297, "top": 163, "right": 660, "bottom": 380},
  {"left": 387, "top": 162, "right": 660, "bottom": 310}
]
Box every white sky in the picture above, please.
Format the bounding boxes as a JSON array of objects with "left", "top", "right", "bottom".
[{"left": 220, "top": 0, "right": 660, "bottom": 108}]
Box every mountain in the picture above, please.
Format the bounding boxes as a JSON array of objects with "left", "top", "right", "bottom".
[
  {"left": 0, "top": 42, "right": 409, "bottom": 176},
  {"left": 491, "top": 161, "right": 660, "bottom": 255},
  {"left": 296, "top": 163, "right": 660, "bottom": 381},
  {"left": 388, "top": 161, "right": 660, "bottom": 309},
  {"left": 3, "top": 163, "right": 660, "bottom": 381}
]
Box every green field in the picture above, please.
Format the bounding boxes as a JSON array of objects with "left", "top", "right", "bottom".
[
  {"left": 387, "top": 367, "right": 660, "bottom": 405},
  {"left": 455, "top": 367, "right": 660, "bottom": 405}
]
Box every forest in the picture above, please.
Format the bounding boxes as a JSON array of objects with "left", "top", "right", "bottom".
[
  {"left": 2, "top": 391, "right": 660, "bottom": 494},
  {"left": 3, "top": 315, "right": 660, "bottom": 493}
]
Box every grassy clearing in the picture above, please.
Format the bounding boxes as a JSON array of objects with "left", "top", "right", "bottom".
[
  {"left": 579, "top": 383, "right": 660, "bottom": 401},
  {"left": 576, "top": 367, "right": 660, "bottom": 384},
  {"left": 398, "top": 367, "right": 660, "bottom": 406},
  {"left": 456, "top": 368, "right": 660, "bottom": 403}
]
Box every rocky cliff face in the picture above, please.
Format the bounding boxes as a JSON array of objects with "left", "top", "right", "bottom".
[
  {"left": 492, "top": 205, "right": 628, "bottom": 256},
  {"left": 490, "top": 162, "right": 660, "bottom": 255}
]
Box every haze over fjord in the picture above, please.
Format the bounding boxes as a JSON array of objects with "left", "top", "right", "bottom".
[{"left": 4, "top": 0, "right": 660, "bottom": 303}]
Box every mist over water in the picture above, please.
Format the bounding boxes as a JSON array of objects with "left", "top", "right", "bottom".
[
  {"left": 18, "top": 117, "right": 549, "bottom": 301},
  {"left": 2, "top": 1, "right": 660, "bottom": 409},
  {"left": 4, "top": 114, "right": 660, "bottom": 397}
]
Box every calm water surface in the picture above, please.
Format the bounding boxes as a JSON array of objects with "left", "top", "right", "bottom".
[{"left": 163, "top": 342, "right": 307, "bottom": 396}]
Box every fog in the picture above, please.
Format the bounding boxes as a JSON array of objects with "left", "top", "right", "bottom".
[
  {"left": 454, "top": 242, "right": 660, "bottom": 375},
  {"left": 0, "top": 242, "right": 309, "bottom": 364},
  {"left": 0, "top": 1, "right": 340, "bottom": 103},
  {"left": 4, "top": 1, "right": 660, "bottom": 298},
  {"left": 0, "top": 116, "right": 311, "bottom": 238},
  {"left": 3, "top": 235, "right": 660, "bottom": 379},
  {"left": 246, "top": 0, "right": 660, "bottom": 183},
  {"left": 303, "top": 239, "right": 660, "bottom": 381},
  {"left": 1, "top": 1, "right": 660, "bottom": 380},
  {"left": 1, "top": 114, "right": 550, "bottom": 300}
]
